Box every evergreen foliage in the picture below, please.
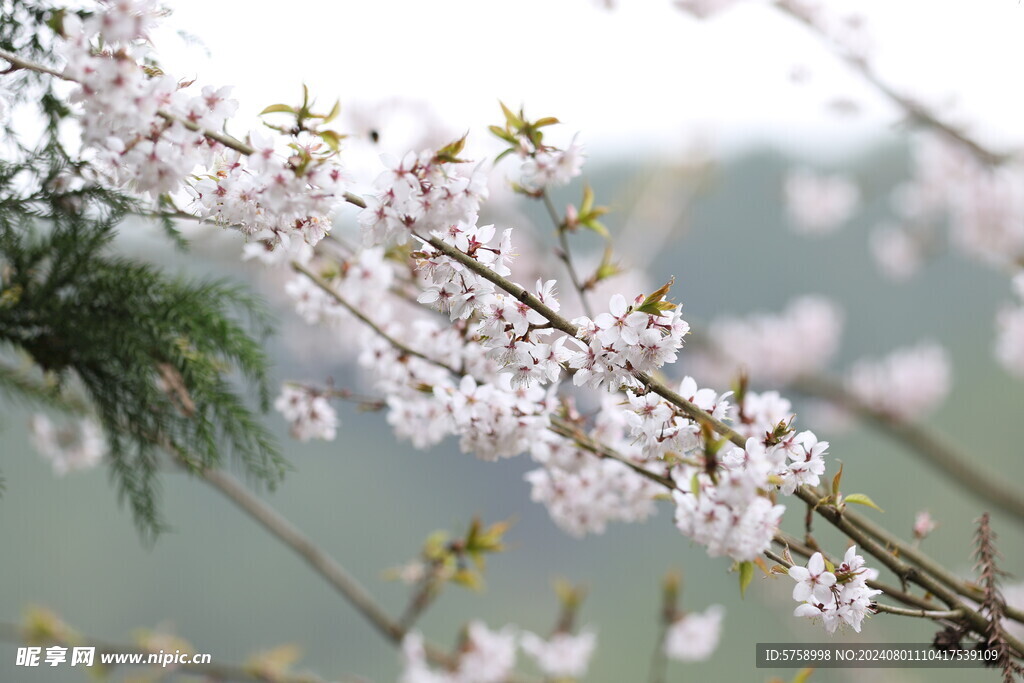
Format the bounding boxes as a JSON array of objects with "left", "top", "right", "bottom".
[{"left": 0, "top": 3, "right": 287, "bottom": 537}]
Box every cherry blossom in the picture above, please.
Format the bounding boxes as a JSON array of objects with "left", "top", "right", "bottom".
[
  {"left": 273, "top": 384, "right": 338, "bottom": 442},
  {"left": 870, "top": 222, "right": 926, "bottom": 281},
  {"left": 789, "top": 552, "right": 837, "bottom": 604},
  {"left": 696, "top": 296, "right": 843, "bottom": 386},
  {"left": 28, "top": 415, "right": 106, "bottom": 476},
  {"left": 663, "top": 604, "right": 725, "bottom": 661},
  {"left": 784, "top": 168, "right": 861, "bottom": 235},
  {"left": 519, "top": 629, "right": 597, "bottom": 678},
  {"left": 791, "top": 547, "right": 881, "bottom": 634},
  {"left": 913, "top": 510, "right": 937, "bottom": 540},
  {"left": 846, "top": 342, "right": 951, "bottom": 420},
  {"left": 520, "top": 137, "right": 586, "bottom": 191}
]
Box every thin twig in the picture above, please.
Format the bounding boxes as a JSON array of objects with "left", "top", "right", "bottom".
[
  {"left": 841, "top": 499, "right": 1024, "bottom": 625},
  {"left": 0, "top": 48, "right": 64, "bottom": 80},
  {"left": 290, "top": 260, "right": 458, "bottom": 374},
  {"left": 796, "top": 487, "right": 1024, "bottom": 658},
  {"left": 871, "top": 604, "right": 963, "bottom": 620},
  {"left": 185, "top": 463, "right": 456, "bottom": 669},
  {"left": 792, "top": 373, "right": 1024, "bottom": 523},
  {"left": 772, "top": 531, "right": 940, "bottom": 612},
  {"left": 542, "top": 190, "right": 593, "bottom": 318}
]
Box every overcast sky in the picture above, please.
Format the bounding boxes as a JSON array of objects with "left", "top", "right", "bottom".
[{"left": 155, "top": 0, "right": 1024, "bottom": 162}]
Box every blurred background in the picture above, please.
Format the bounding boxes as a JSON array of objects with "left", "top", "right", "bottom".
[{"left": 3, "top": 0, "right": 1024, "bottom": 681}]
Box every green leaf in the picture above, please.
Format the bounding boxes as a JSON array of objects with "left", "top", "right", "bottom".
[
  {"left": 488, "top": 125, "right": 516, "bottom": 144},
  {"left": 259, "top": 104, "right": 295, "bottom": 116},
  {"left": 451, "top": 569, "right": 483, "bottom": 591},
  {"left": 580, "top": 184, "right": 595, "bottom": 216},
  {"left": 594, "top": 247, "right": 622, "bottom": 282},
  {"left": 322, "top": 99, "right": 341, "bottom": 124},
  {"left": 635, "top": 278, "right": 678, "bottom": 316},
  {"left": 319, "top": 130, "right": 342, "bottom": 152},
  {"left": 499, "top": 101, "right": 523, "bottom": 129},
  {"left": 581, "top": 219, "right": 609, "bottom": 238},
  {"left": 423, "top": 530, "right": 449, "bottom": 560},
  {"left": 738, "top": 560, "right": 755, "bottom": 599},
  {"left": 534, "top": 116, "right": 561, "bottom": 128},
  {"left": 843, "top": 493, "right": 884, "bottom": 512},
  {"left": 494, "top": 148, "right": 516, "bottom": 164},
  {"left": 434, "top": 133, "right": 470, "bottom": 164},
  {"left": 46, "top": 9, "right": 66, "bottom": 35}
]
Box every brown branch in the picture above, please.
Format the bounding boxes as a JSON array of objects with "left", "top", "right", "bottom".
[
  {"left": 840, "top": 495, "right": 1024, "bottom": 626},
  {"left": 542, "top": 190, "right": 594, "bottom": 318},
  {"left": 796, "top": 487, "right": 1024, "bottom": 658},
  {"left": 772, "top": 531, "right": 939, "bottom": 612},
  {"left": 183, "top": 463, "right": 456, "bottom": 670},
  {"left": 791, "top": 373, "right": 1024, "bottom": 524}
]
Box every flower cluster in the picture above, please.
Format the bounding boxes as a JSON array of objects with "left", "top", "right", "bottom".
[
  {"left": 434, "top": 375, "right": 554, "bottom": 461},
  {"left": 525, "top": 396, "right": 663, "bottom": 536},
  {"left": 315, "top": 150, "right": 836, "bottom": 558},
  {"left": 663, "top": 604, "right": 725, "bottom": 661},
  {"left": 846, "top": 342, "right": 951, "bottom": 420},
  {"left": 665, "top": 387, "right": 828, "bottom": 561},
  {"left": 790, "top": 547, "right": 881, "bottom": 633},
  {"left": 59, "top": 0, "right": 346, "bottom": 252},
  {"left": 519, "top": 136, "right": 586, "bottom": 192},
  {"left": 400, "top": 622, "right": 596, "bottom": 683},
  {"left": 520, "top": 629, "right": 598, "bottom": 678},
  {"left": 60, "top": 3, "right": 226, "bottom": 196},
  {"left": 624, "top": 376, "right": 729, "bottom": 459},
  {"left": 671, "top": 439, "right": 786, "bottom": 562},
  {"left": 695, "top": 296, "right": 843, "bottom": 386},
  {"left": 784, "top": 168, "right": 861, "bottom": 235},
  {"left": 359, "top": 151, "right": 488, "bottom": 247},
  {"left": 190, "top": 138, "right": 345, "bottom": 251},
  {"left": 869, "top": 221, "right": 928, "bottom": 281},
  {"left": 273, "top": 384, "right": 338, "bottom": 442},
  {"left": 569, "top": 293, "right": 690, "bottom": 391},
  {"left": 896, "top": 135, "right": 1024, "bottom": 269}
]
